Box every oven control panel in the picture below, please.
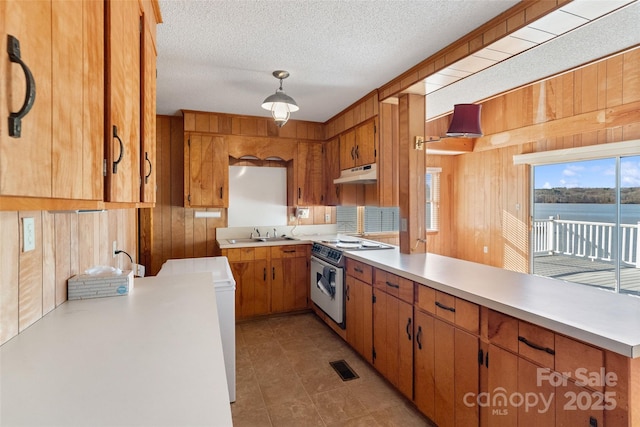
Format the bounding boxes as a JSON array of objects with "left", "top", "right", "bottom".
[{"left": 311, "top": 242, "right": 343, "bottom": 265}]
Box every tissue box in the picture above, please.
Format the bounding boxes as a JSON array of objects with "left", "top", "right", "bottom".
[{"left": 67, "top": 270, "right": 133, "bottom": 300}]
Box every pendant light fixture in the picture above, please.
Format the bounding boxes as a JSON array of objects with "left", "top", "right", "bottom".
[
  {"left": 414, "top": 103, "right": 483, "bottom": 149},
  {"left": 261, "top": 70, "right": 299, "bottom": 127}
]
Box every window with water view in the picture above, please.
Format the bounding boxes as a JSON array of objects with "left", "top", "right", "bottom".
[{"left": 532, "top": 155, "right": 640, "bottom": 295}]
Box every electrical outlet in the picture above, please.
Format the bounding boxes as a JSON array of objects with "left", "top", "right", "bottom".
[
  {"left": 483, "top": 246, "right": 488, "bottom": 254},
  {"left": 325, "top": 213, "right": 331, "bottom": 222},
  {"left": 296, "top": 207, "right": 310, "bottom": 219},
  {"left": 112, "top": 241, "right": 117, "bottom": 258},
  {"left": 22, "top": 217, "right": 35, "bottom": 252}
]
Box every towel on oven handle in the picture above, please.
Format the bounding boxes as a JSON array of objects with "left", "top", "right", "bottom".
[{"left": 317, "top": 265, "right": 336, "bottom": 299}]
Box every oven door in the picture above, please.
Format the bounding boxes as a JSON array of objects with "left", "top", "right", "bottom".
[{"left": 310, "top": 256, "right": 345, "bottom": 327}]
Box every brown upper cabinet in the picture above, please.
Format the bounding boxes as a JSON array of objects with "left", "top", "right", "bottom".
[
  {"left": 294, "top": 141, "right": 324, "bottom": 206},
  {"left": 140, "top": 5, "right": 159, "bottom": 205},
  {"left": 105, "top": 0, "right": 142, "bottom": 203},
  {"left": 339, "top": 118, "right": 377, "bottom": 170},
  {"left": 184, "top": 133, "right": 229, "bottom": 208},
  {"left": 0, "top": 0, "right": 103, "bottom": 204}
]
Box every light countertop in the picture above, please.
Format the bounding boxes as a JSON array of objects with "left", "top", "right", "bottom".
[
  {"left": 345, "top": 249, "right": 640, "bottom": 358},
  {"left": 0, "top": 272, "right": 232, "bottom": 427}
]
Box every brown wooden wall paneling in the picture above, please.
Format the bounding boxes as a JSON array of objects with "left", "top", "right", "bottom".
[
  {"left": 426, "top": 48, "right": 639, "bottom": 271},
  {"left": 0, "top": 209, "right": 138, "bottom": 345}
]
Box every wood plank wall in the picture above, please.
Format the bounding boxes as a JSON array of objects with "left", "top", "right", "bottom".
[
  {"left": 142, "top": 115, "right": 335, "bottom": 277},
  {"left": 425, "top": 48, "right": 640, "bottom": 272},
  {"left": 0, "top": 209, "right": 137, "bottom": 345}
]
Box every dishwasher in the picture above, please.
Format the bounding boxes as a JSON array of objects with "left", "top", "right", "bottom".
[{"left": 157, "top": 257, "right": 236, "bottom": 402}]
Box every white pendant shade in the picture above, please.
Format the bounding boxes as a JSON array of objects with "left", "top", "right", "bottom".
[{"left": 261, "top": 70, "right": 298, "bottom": 127}]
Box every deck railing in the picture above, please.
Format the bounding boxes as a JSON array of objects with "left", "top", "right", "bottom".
[{"left": 533, "top": 217, "right": 640, "bottom": 267}]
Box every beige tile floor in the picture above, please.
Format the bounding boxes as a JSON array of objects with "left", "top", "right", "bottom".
[{"left": 232, "top": 312, "right": 436, "bottom": 427}]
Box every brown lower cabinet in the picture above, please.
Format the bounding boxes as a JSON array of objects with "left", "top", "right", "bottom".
[
  {"left": 223, "top": 245, "right": 309, "bottom": 320},
  {"left": 313, "top": 259, "right": 639, "bottom": 427},
  {"left": 345, "top": 273, "right": 373, "bottom": 363}
]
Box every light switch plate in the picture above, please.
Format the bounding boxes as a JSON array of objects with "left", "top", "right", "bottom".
[{"left": 23, "top": 217, "right": 35, "bottom": 252}]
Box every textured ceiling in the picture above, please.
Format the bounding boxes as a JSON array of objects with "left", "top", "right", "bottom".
[
  {"left": 156, "top": 0, "right": 639, "bottom": 124},
  {"left": 155, "top": 0, "right": 519, "bottom": 121}
]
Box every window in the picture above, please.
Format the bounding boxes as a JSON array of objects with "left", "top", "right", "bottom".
[
  {"left": 426, "top": 168, "right": 441, "bottom": 232},
  {"left": 336, "top": 206, "right": 399, "bottom": 234},
  {"left": 529, "top": 152, "right": 640, "bottom": 295}
]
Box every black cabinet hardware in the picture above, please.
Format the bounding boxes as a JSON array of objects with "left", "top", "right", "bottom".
[
  {"left": 112, "top": 125, "right": 124, "bottom": 173},
  {"left": 144, "top": 152, "right": 152, "bottom": 183},
  {"left": 435, "top": 301, "right": 455, "bottom": 313},
  {"left": 7, "top": 35, "right": 36, "bottom": 138},
  {"left": 405, "top": 317, "right": 412, "bottom": 340},
  {"left": 518, "top": 336, "right": 555, "bottom": 355},
  {"left": 385, "top": 281, "right": 399, "bottom": 289},
  {"left": 416, "top": 326, "right": 423, "bottom": 350}
]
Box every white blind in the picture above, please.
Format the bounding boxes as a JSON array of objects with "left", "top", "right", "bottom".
[
  {"left": 426, "top": 168, "right": 441, "bottom": 231},
  {"left": 364, "top": 207, "right": 399, "bottom": 232},
  {"left": 336, "top": 206, "right": 358, "bottom": 233}
]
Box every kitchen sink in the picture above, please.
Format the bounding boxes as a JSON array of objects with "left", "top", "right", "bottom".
[{"left": 226, "top": 236, "right": 297, "bottom": 244}]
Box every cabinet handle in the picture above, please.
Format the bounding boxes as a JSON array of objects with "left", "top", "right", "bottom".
[
  {"left": 144, "top": 152, "right": 152, "bottom": 183},
  {"left": 589, "top": 416, "right": 598, "bottom": 427},
  {"left": 405, "top": 317, "right": 412, "bottom": 340},
  {"left": 350, "top": 146, "right": 355, "bottom": 160},
  {"left": 435, "top": 301, "right": 455, "bottom": 313},
  {"left": 355, "top": 145, "right": 360, "bottom": 159},
  {"left": 112, "top": 125, "right": 124, "bottom": 173},
  {"left": 346, "top": 284, "right": 350, "bottom": 300},
  {"left": 335, "top": 186, "right": 339, "bottom": 198},
  {"left": 263, "top": 267, "right": 266, "bottom": 281},
  {"left": 7, "top": 35, "right": 36, "bottom": 138},
  {"left": 518, "top": 336, "right": 555, "bottom": 355},
  {"left": 219, "top": 187, "right": 223, "bottom": 199},
  {"left": 284, "top": 249, "right": 296, "bottom": 253},
  {"left": 416, "top": 326, "right": 422, "bottom": 350},
  {"left": 385, "top": 281, "right": 399, "bottom": 289},
  {"left": 354, "top": 267, "right": 363, "bottom": 273},
  {"left": 298, "top": 187, "right": 301, "bottom": 199},
  {"left": 272, "top": 266, "right": 275, "bottom": 280},
  {"left": 478, "top": 349, "right": 484, "bottom": 366}
]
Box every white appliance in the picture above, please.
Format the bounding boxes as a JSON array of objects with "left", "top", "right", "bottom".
[
  {"left": 157, "top": 257, "right": 236, "bottom": 402},
  {"left": 310, "top": 238, "right": 394, "bottom": 329},
  {"left": 333, "top": 163, "right": 377, "bottom": 184}
]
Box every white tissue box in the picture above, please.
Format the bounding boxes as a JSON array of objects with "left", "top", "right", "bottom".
[{"left": 67, "top": 270, "right": 133, "bottom": 300}]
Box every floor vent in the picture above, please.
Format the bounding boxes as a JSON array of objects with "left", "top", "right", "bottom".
[{"left": 329, "top": 360, "right": 359, "bottom": 381}]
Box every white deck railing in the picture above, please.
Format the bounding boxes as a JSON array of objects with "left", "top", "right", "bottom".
[{"left": 533, "top": 217, "right": 640, "bottom": 267}]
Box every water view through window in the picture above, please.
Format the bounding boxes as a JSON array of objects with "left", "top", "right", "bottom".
[{"left": 532, "top": 156, "right": 640, "bottom": 295}]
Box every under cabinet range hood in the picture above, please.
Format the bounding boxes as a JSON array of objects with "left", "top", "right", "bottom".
[{"left": 333, "top": 163, "right": 377, "bottom": 184}]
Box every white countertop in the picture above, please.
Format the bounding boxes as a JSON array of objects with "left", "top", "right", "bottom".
[
  {"left": 0, "top": 273, "right": 233, "bottom": 427},
  {"left": 345, "top": 249, "right": 640, "bottom": 358}
]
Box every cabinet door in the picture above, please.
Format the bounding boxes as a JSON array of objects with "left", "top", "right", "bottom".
[
  {"left": 486, "top": 344, "right": 519, "bottom": 427},
  {"left": 52, "top": 0, "right": 103, "bottom": 200},
  {"left": 433, "top": 318, "right": 455, "bottom": 427},
  {"left": 271, "top": 253, "right": 307, "bottom": 313},
  {"left": 292, "top": 254, "right": 308, "bottom": 310},
  {"left": 230, "top": 261, "right": 252, "bottom": 320},
  {"left": 339, "top": 128, "right": 356, "bottom": 170},
  {"left": 454, "top": 328, "right": 479, "bottom": 427},
  {"left": 518, "top": 358, "right": 555, "bottom": 427},
  {"left": 252, "top": 259, "right": 270, "bottom": 316},
  {"left": 324, "top": 137, "right": 340, "bottom": 206},
  {"left": 555, "top": 380, "right": 603, "bottom": 427},
  {"left": 346, "top": 275, "right": 373, "bottom": 363},
  {"left": 372, "top": 289, "right": 414, "bottom": 399},
  {"left": 355, "top": 119, "right": 376, "bottom": 166},
  {"left": 414, "top": 309, "right": 436, "bottom": 420},
  {"left": 105, "top": 0, "right": 141, "bottom": 203},
  {"left": 140, "top": 9, "right": 157, "bottom": 204},
  {"left": 185, "top": 134, "right": 229, "bottom": 207},
  {"left": 0, "top": 0, "right": 52, "bottom": 197},
  {"left": 297, "top": 141, "right": 323, "bottom": 205}
]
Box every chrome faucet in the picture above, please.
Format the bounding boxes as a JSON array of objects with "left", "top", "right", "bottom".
[
  {"left": 250, "top": 228, "right": 261, "bottom": 239},
  {"left": 266, "top": 231, "right": 271, "bottom": 238}
]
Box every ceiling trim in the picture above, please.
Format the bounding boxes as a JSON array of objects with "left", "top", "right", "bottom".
[{"left": 376, "top": 0, "right": 565, "bottom": 101}]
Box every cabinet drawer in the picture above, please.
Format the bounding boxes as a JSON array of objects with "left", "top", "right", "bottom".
[
  {"left": 488, "top": 310, "right": 519, "bottom": 353},
  {"left": 518, "top": 322, "right": 555, "bottom": 369},
  {"left": 271, "top": 245, "right": 304, "bottom": 258},
  {"left": 345, "top": 258, "right": 372, "bottom": 284},
  {"left": 415, "top": 286, "right": 479, "bottom": 334},
  {"left": 555, "top": 334, "right": 604, "bottom": 392},
  {"left": 225, "top": 247, "right": 254, "bottom": 261},
  {"left": 373, "top": 269, "right": 413, "bottom": 303}
]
